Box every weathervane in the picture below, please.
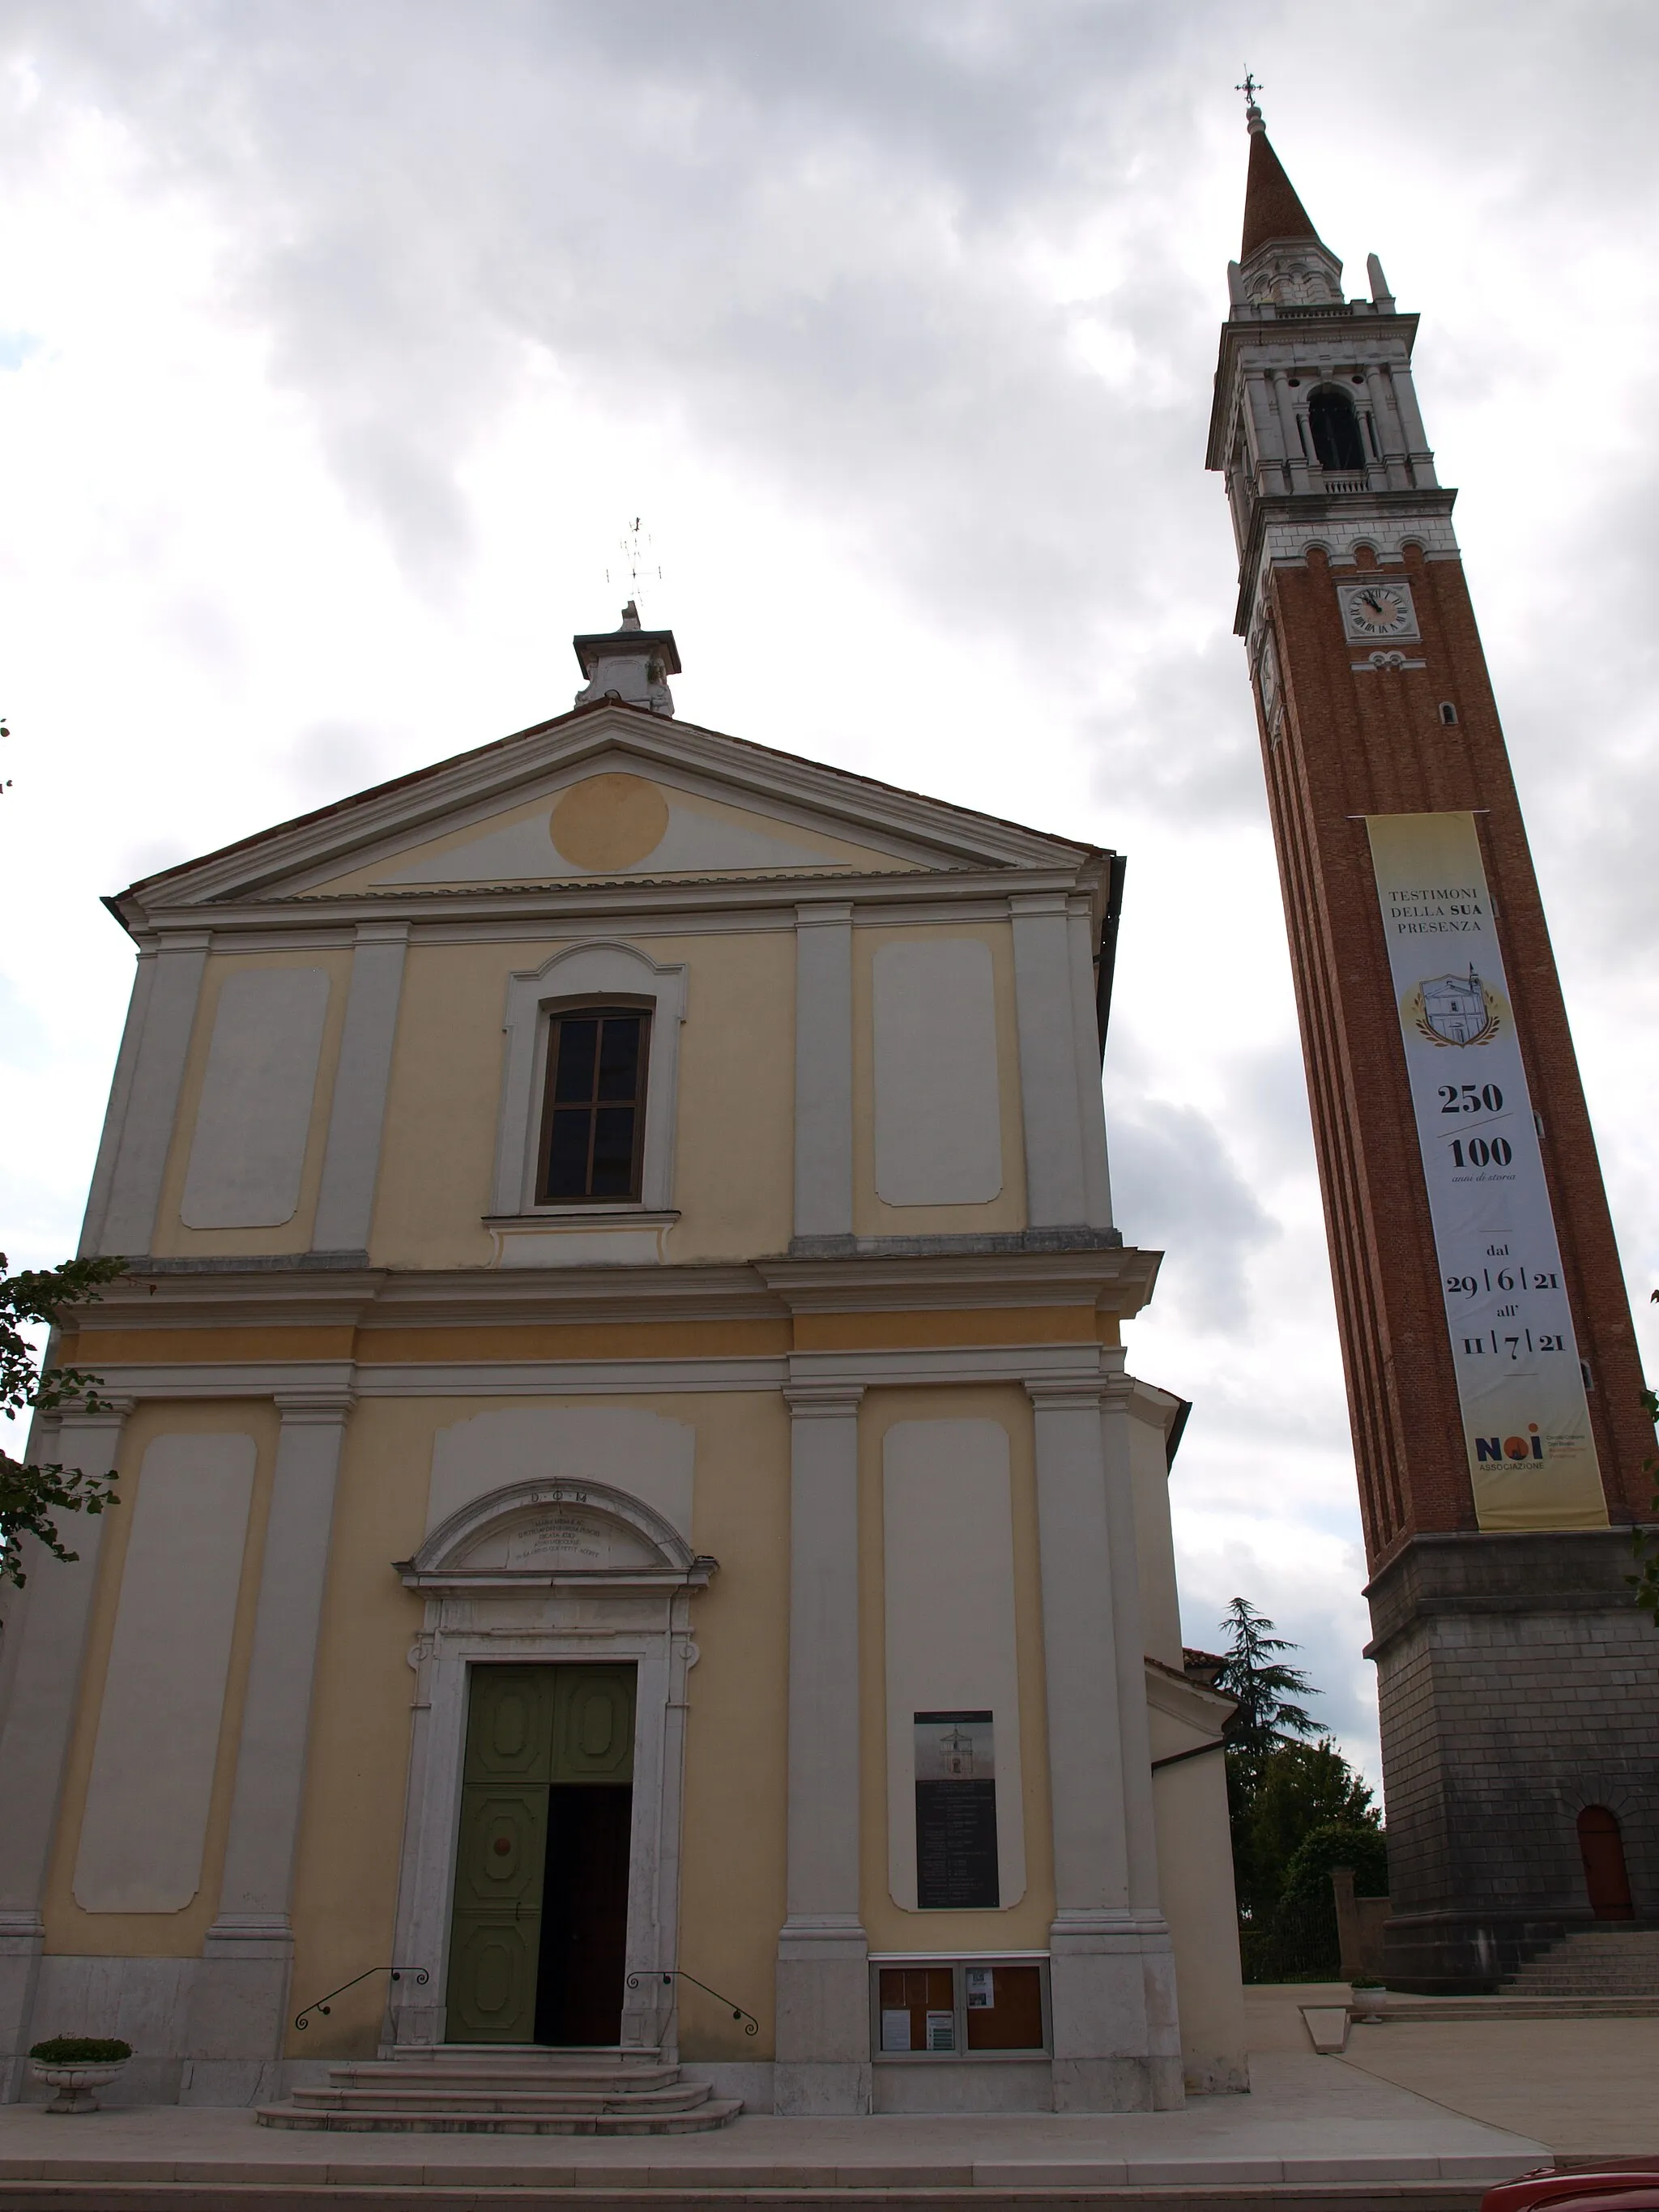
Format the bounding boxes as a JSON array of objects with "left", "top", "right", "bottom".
[{"left": 606, "top": 518, "right": 663, "bottom": 614}]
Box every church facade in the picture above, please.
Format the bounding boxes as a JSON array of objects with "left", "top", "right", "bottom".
[{"left": 0, "top": 614, "right": 1243, "bottom": 2113}]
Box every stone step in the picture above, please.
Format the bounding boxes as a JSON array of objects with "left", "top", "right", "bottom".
[
  {"left": 255, "top": 2095, "right": 746, "bottom": 2136},
  {"left": 288, "top": 2082, "right": 717, "bottom": 2115},
  {"left": 1509, "top": 1969, "right": 1659, "bottom": 1984},
  {"left": 324, "top": 2061, "right": 684, "bottom": 2093},
  {"left": 255, "top": 2044, "right": 744, "bottom": 2136},
  {"left": 1363, "top": 1993, "right": 1659, "bottom": 2020}
]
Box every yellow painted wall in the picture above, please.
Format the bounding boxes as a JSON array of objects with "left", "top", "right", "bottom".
[
  {"left": 277, "top": 1387, "right": 794, "bottom": 2062},
  {"left": 151, "top": 950, "right": 354, "bottom": 1259},
  {"left": 41, "top": 1400, "right": 282, "bottom": 1958},
  {"left": 856, "top": 1383, "right": 1056, "bottom": 1955},
  {"left": 851, "top": 921, "right": 1028, "bottom": 1238},
  {"left": 672, "top": 1391, "right": 791, "bottom": 2061},
  {"left": 367, "top": 927, "right": 795, "bottom": 1270}
]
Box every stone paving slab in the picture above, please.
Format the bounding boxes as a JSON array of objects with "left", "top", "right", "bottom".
[
  {"left": 0, "top": 2054, "right": 1546, "bottom": 2202},
  {"left": 1340, "top": 2016, "right": 1659, "bottom": 2159}
]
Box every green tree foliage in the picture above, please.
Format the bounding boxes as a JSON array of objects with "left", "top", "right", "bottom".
[
  {"left": 1214, "top": 1598, "right": 1381, "bottom": 1929},
  {"left": 1213, "top": 1596, "right": 1319, "bottom": 1754},
  {"left": 1280, "top": 1821, "right": 1388, "bottom": 1907},
  {"left": 0, "top": 1254, "right": 126, "bottom": 1591},
  {"left": 1232, "top": 1737, "right": 1378, "bottom": 1912}
]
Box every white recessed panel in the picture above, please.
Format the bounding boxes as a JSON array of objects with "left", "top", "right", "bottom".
[
  {"left": 427, "top": 1406, "right": 696, "bottom": 1542},
  {"left": 873, "top": 938, "right": 1002, "bottom": 1204},
  {"left": 181, "top": 967, "right": 330, "bottom": 1227},
  {"left": 884, "top": 1418, "right": 1026, "bottom": 1911},
  {"left": 75, "top": 1434, "right": 255, "bottom": 1913}
]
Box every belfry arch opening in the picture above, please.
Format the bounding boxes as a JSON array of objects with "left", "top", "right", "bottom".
[{"left": 1309, "top": 386, "right": 1367, "bottom": 473}]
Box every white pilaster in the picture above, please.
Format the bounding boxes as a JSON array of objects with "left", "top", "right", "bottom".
[
  {"left": 0, "top": 1400, "right": 132, "bottom": 2100},
  {"left": 1388, "top": 364, "right": 1437, "bottom": 487},
  {"left": 1100, "top": 1362, "right": 1183, "bottom": 2099},
  {"left": 774, "top": 1383, "right": 868, "bottom": 2115},
  {"left": 1272, "top": 371, "right": 1312, "bottom": 493},
  {"left": 1027, "top": 1378, "right": 1182, "bottom": 2111},
  {"left": 185, "top": 1390, "right": 352, "bottom": 2101},
  {"left": 1363, "top": 364, "right": 1411, "bottom": 491},
  {"left": 1244, "top": 368, "right": 1289, "bottom": 495},
  {"left": 1066, "top": 905, "right": 1113, "bottom": 1230},
  {"left": 1010, "top": 895, "right": 1089, "bottom": 1229},
  {"left": 98, "top": 934, "right": 210, "bottom": 1256},
  {"left": 312, "top": 923, "right": 408, "bottom": 1255},
  {"left": 792, "top": 903, "right": 854, "bottom": 1242}
]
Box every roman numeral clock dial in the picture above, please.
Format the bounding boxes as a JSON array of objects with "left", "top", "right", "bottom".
[{"left": 1338, "top": 579, "right": 1418, "bottom": 639}]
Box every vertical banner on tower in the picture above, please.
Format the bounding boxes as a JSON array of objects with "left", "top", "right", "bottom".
[{"left": 1365, "top": 812, "right": 1607, "bottom": 1532}]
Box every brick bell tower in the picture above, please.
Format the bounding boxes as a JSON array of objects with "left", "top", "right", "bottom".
[{"left": 1206, "top": 93, "right": 1657, "bottom": 1990}]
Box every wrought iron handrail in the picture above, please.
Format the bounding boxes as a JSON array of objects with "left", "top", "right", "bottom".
[
  {"left": 294, "top": 1966, "right": 429, "bottom": 2031},
  {"left": 627, "top": 1967, "right": 759, "bottom": 2038}
]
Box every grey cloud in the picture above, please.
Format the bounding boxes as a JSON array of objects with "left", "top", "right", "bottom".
[
  {"left": 1107, "top": 1097, "right": 1277, "bottom": 1330},
  {"left": 284, "top": 719, "right": 395, "bottom": 807}
]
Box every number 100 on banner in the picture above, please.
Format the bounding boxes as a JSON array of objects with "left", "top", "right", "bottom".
[{"left": 1364, "top": 812, "right": 1607, "bottom": 1532}]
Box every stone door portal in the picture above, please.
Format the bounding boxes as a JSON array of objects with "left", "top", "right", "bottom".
[
  {"left": 446, "top": 1662, "right": 638, "bottom": 2043},
  {"left": 1576, "top": 1805, "right": 1634, "bottom": 1920}
]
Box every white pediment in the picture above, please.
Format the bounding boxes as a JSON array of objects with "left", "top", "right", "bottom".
[
  {"left": 113, "top": 704, "right": 1100, "bottom": 918},
  {"left": 366, "top": 769, "right": 864, "bottom": 888}
]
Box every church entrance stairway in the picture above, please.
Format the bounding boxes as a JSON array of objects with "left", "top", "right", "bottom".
[{"left": 255, "top": 2048, "right": 742, "bottom": 2134}]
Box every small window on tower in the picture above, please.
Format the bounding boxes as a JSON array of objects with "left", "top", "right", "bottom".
[
  {"left": 1309, "top": 386, "right": 1367, "bottom": 473},
  {"left": 536, "top": 1006, "right": 651, "bottom": 1204},
  {"left": 1439, "top": 701, "right": 1458, "bottom": 726}
]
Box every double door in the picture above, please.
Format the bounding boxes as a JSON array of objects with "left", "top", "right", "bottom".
[{"left": 446, "top": 1662, "right": 637, "bottom": 2044}]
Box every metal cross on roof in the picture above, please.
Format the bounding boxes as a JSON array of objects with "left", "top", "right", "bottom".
[
  {"left": 606, "top": 517, "right": 663, "bottom": 614},
  {"left": 1235, "top": 71, "right": 1262, "bottom": 107}
]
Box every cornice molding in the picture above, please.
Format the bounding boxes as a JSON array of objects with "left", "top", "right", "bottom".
[
  {"left": 758, "top": 1245, "right": 1158, "bottom": 1317},
  {"left": 1232, "top": 486, "right": 1461, "bottom": 637},
  {"left": 118, "top": 860, "right": 1110, "bottom": 950},
  {"left": 79, "top": 1243, "right": 1160, "bottom": 1333}
]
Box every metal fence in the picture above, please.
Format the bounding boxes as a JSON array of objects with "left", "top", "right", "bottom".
[{"left": 1236, "top": 1896, "right": 1341, "bottom": 1984}]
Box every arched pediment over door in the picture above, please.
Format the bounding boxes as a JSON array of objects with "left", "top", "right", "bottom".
[{"left": 396, "top": 1477, "right": 713, "bottom": 1591}]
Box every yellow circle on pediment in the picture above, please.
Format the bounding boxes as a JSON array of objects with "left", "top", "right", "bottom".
[{"left": 549, "top": 774, "right": 669, "bottom": 871}]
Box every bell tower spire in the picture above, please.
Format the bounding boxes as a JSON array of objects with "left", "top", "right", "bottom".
[{"left": 1207, "top": 113, "right": 1657, "bottom": 1992}]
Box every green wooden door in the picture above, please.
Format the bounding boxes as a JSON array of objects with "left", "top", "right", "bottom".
[
  {"left": 446, "top": 1666, "right": 556, "bottom": 2043},
  {"left": 554, "top": 1666, "right": 634, "bottom": 1785},
  {"left": 447, "top": 1664, "right": 638, "bottom": 2044}
]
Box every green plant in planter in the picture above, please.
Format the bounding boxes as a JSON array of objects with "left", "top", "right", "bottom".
[{"left": 29, "top": 2038, "right": 131, "bottom": 2065}]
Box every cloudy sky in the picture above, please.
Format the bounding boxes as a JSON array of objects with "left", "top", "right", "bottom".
[{"left": 3, "top": 1, "right": 1657, "bottom": 1789}]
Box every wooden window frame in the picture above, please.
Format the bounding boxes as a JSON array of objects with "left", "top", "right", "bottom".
[{"left": 534, "top": 999, "right": 654, "bottom": 1207}]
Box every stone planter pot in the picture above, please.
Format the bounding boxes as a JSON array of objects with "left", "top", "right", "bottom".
[{"left": 29, "top": 2059, "right": 127, "bottom": 2114}]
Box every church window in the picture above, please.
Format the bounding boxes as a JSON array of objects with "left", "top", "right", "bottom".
[
  {"left": 536, "top": 1006, "right": 651, "bottom": 1202},
  {"left": 1439, "top": 701, "right": 1458, "bottom": 725},
  {"left": 1309, "top": 386, "right": 1366, "bottom": 473}
]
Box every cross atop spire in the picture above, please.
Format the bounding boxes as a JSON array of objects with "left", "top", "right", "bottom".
[{"left": 1235, "top": 71, "right": 1265, "bottom": 134}]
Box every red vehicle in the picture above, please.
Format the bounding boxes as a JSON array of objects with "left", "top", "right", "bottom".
[{"left": 1482, "top": 2165, "right": 1659, "bottom": 2212}]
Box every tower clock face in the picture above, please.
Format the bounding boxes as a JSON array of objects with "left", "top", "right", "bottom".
[{"left": 1339, "top": 580, "right": 1418, "bottom": 641}]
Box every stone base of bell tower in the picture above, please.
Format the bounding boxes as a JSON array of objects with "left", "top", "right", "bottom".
[{"left": 1367, "top": 1529, "right": 1659, "bottom": 1993}]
